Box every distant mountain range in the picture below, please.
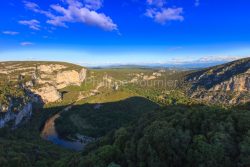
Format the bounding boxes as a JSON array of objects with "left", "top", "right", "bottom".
[{"left": 89, "top": 59, "right": 247, "bottom": 70}]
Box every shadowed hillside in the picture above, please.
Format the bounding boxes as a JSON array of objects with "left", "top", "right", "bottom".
[
  {"left": 55, "top": 96, "right": 159, "bottom": 139},
  {"left": 66, "top": 104, "right": 250, "bottom": 167}
]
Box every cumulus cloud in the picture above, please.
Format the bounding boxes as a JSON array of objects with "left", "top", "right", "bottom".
[
  {"left": 23, "top": 0, "right": 117, "bottom": 31},
  {"left": 145, "top": 0, "right": 184, "bottom": 24},
  {"left": 84, "top": 0, "right": 103, "bottom": 10},
  {"left": 20, "top": 42, "right": 33, "bottom": 46},
  {"left": 19, "top": 19, "right": 40, "bottom": 30},
  {"left": 2, "top": 31, "right": 19, "bottom": 35},
  {"left": 145, "top": 8, "right": 184, "bottom": 24}
]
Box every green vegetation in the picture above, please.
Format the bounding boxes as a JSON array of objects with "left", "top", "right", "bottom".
[
  {"left": 0, "top": 61, "right": 84, "bottom": 72},
  {"left": 0, "top": 83, "right": 29, "bottom": 113},
  {"left": 55, "top": 90, "right": 159, "bottom": 138},
  {"left": 0, "top": 107, "right": 74, "bottom": 167},
  {"left": 0, "top": 61, "right": 249, "bottom": 167},
  {"left": 90, "top": 68, "right": 155, "bottom": 81},
  {"left": 54, "top": 68, "right": 190, "bottom": 139},
  {"left": 68, "top": 104, "right": 250, "bottom": 167},
  {"left": 124, "top": 84, "right": 194, "bottom": 106}
]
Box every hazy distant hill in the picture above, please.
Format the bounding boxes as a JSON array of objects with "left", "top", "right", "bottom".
[{"left": 89, "top": 60, "right": 237, "bottom": 70}]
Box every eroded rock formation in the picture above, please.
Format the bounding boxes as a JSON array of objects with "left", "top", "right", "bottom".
[
  {"left": 0, "top": 102, "right": 32, "bottom": 128},
  {"left": 187, "top": 58, "right": 250, "bottom": 104},
  {"left": 32, "top": 85, "right": 62, "bottom": 103},
  {"left": 0, "top": 62, "right": 87, "bottom": 128},
  {"left": 0, "top": 62, "right": 87, "bottom": 103}
]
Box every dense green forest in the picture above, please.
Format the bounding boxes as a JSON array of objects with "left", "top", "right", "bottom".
[
  {"left": 0, "top": 108, "right": 73, "bottom": 167},
  {"left": 1, "top": 103, "right": 249, "bottom": 167},
  {"left": 68, "top": 104, "right": 250, "bottom": 167}
]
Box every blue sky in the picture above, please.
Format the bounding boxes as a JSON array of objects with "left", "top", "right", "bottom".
[{"left": 0, "top": 0, "right": 250, "bottom": 66}]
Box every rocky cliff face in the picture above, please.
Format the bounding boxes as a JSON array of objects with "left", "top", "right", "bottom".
[
  {"left": 56, "top": 68, "right": 87, "bottom": 89},
  {"left": 0, "top": 102, "right": 32, "bottom": 128},
  {"left": 0, "top": 62, "right": 87, "bottom": 128},
  {"left": 32, "top": 85, "right": 62, "bottom": 103},
  {"left": 0, "top": 84, "right": 40, "bottom": 128},
  {"left": 210, "top": 71, "right": 250, "bottom": 92},
  {"left": 0, "top": 62, "right": 87, "bottom": 103},
  {"left": 187, "top": 58, "right": 250, "bottom": 104}
]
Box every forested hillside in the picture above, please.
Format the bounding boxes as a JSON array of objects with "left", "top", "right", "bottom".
[{"left": 68, "top": 105, "right": 250, "bottom": 167}]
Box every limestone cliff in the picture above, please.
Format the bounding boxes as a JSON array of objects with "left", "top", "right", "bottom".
[
  {"left": 32, "top": 85, "right": 62, "bottom": 103},
  {"left": 0, "top": 61, "right": 87, "bottom": 128},
  {"left": 0, "top": 62, "right": 87, "bottom": 103},
  {"left": 187, "top": 58, "right": 250, "bottom": 104},
  {"left": 0, "top": 101, "right": 33, "bottom": 128},
  {"left": 56, "top": 68, "right": 87, "bottom": 89}
]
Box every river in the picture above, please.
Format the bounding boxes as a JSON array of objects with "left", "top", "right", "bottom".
[
  {"left": 40, "top": 112, "right": 93, "bottom": 151},
  {"left": 40, "top": 83, "right": 103, "bottom": 151}
]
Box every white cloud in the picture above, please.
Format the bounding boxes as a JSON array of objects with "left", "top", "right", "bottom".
[
  {"left": 145, "top": 0, "right": 184, "bottom": 24},
  {"left": 23, "top": 1, "right": 39, "bottom": 10},
  {"left": 19, "top": 19, "right": 40, "bottom": 30},
  {"left": 154, "top": 56, "right": 246, "bottom": 65},
  {"left": 23, "top": 1, "right": 53, "bottom": 18},
  {"left": 2, "top": 31, "right": 19, "bottom": 35},
  {"left": 20, "top": 42, "right": 34, "bottom": 46},
  {"left": 84, "top": 0, "right": 103, "bottom": 10},
  {"left": 198, "top": 56, "right": 245, "bottom": 63},
  {"left": 145, "top": 8, "right": 184, "bottom": 24},
  {"left": 147, "top": 0, "right": 166, "bottom": 7},
  {"left": 23, "top": 0, "right": 117, "bottom": 31}
]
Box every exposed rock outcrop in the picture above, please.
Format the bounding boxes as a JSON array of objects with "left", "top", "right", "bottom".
[
  {"left": 39, "top": 64, "right": 66, "bottom": 73},
  {"left": 14, "top": 102, "right": 32, "bottom": 127},
  {"left": 187, "top": 58, "right": 250, "bottom": 104},
  {"left": 129, "top": 71, "right": 164, "bottom": 83},
  {"left": 0, "top": 102, "right": 32, "bottom": 128},
  {"left": 32, "top": 85, "right": 62, "bottom": 103},
  {"left": 210, "top": 72, "right": 250, "bottom": 92},
  {"left": 0, "top": 62, "right": 87, "bottom": 103},
  {"left": 0, "top": 62, "right": 87, "bottom": 128},
  {"left": 36, "top": 66, "right": 87, "bottom": 102},
  {"left": 56, "top": 69, "right": 86, "bottom": 89},
  {"left": 79, "top": 68, "right": 87, "bottom": 81},
  {"left": 143, "top": 75, "right": 157, "bottom": 80}
]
